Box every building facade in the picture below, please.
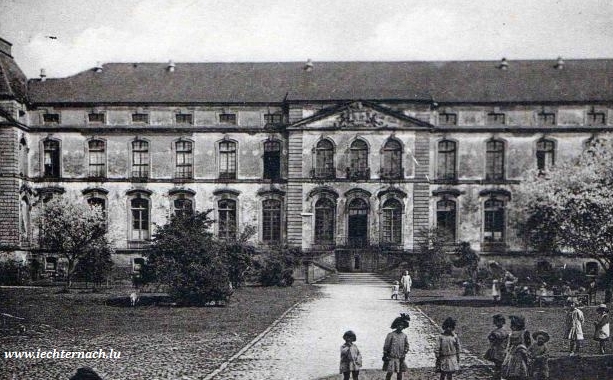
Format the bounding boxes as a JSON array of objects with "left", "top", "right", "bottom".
[{"left": 1, "top": 37, "right": 612, "bottom": 277}]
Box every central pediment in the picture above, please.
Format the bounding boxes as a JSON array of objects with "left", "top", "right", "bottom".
[{"left": 287, "top": 101, "right": 433, "bottom": 130}]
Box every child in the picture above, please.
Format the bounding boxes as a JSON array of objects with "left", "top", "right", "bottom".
[
  {"left": 502, "top": 315, "right": 531, "bottom": 380},
  {"left": 594, "top": 304, "right": 610, "bottom": 354},
  {"left": 340, "top": 330, "right": 362, "bottom": 380},
  {"left": 564, "top": 301, "right": 584, "bottom": 355},
  {"left": 528, "top": 330, "right": 549, "bottom": 380},
  {"left": 383, "top": 313, "right": 410, "bottom": 380},
  {"left": 391, "top": 281, "right": 400, "bottom": 300},
  {"left": 485, "top": 314, "right": 509, "bottom": 380},
  {"left": 436, "top": 317, "right": 461, "bottom": 380}
]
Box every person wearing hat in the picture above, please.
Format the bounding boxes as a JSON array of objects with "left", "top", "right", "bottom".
[
  {"left": 340, "top": 330, "right": 362, "bottom": 380},
  {"left": 593, "top": 304, "right": 610, "bottom": 354},
  {"left": 383, "top": 314, "right": 410, "bottom": 380},
  {"left": 528, "top": 330, "right": 550, "bottom": 380}
]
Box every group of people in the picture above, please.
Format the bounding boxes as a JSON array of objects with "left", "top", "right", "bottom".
[
  {"left": 340, "top": 301, "right": 610, "bottom": 380},
  {"left": 391, "top": 271, "right": 412, "bottom": 301}
]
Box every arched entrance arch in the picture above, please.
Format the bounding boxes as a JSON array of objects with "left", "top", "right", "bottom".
[{"left": 347, "top": 198, "right": 368, "bottom": 247}]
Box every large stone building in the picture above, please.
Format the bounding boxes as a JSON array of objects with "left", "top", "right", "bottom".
[{"left": 1, "top": 36, "right": 612, "bottom": 279}]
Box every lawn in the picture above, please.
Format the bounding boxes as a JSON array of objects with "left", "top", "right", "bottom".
[{"left": 1, "top": 284, "right": 320, "bottom": 379}]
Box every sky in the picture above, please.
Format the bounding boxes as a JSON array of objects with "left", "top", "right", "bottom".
[{"left": 1, "top": 0, "right": 612, "bottom": 79}]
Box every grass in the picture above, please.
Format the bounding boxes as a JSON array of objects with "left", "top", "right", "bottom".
[{"left": 1, "top": 284, "right": 320, "bottom": 379}]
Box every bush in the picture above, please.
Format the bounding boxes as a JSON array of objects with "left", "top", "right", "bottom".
[
  {"left": 257, "top": 247, "right": 301, "bottom": 287},
  {"left": 0, "top": 261, "right": 30, "bottom": 285}
]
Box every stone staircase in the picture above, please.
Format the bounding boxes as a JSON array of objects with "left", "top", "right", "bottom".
[{"left": 317, "top": 272, "right": 395, "bottom": 285}]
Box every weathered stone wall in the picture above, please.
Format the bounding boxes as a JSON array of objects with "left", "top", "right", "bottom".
[{"left": 0, "top": 123, "right": 20, "bottom": 249}]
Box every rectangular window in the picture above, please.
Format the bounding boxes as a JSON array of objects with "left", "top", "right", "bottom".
[
  {"left": 43, "top": 140, "right": 60, "bottom": 178},
  {"left": 175, "top": 113, "right": 193, "bottom": 124},
  {"left": 263, "top": 141, "right": 281, "bottom": 180},
  {"left": 437, "top": 140, "right": 456, "bottom": 180},
  {"left": 175, "top": 141, "right": 193, "bottom": 179},
  {"left": 487, "top": 112, "right": 506, "bottom": 125},
  {"left": 486, "top": 140, "right": 505, "bottom": 181},
  {"left": 438, "top": 113, "right": 457, "bottom": 126},
  {"left": 264, "top": 113, "right": 283, "bottom": 125},
  {"left": 537, "top": 112, "right": 556, "bottom": 126},
  {"left": 88, "top": 113, "right": 105, "bottom": 123},
  {"left": 587, "top": 111, "right": 606, "bottom": 126},
  {"left": 132, "top": 141, "right": 149, "bottom": 178},
  {"left": 262, "top": 200, "right": 281, "bottom": 242},
  {"left": 219, "top": 113, "right": 237, "bottom": 124},
  {"left": 43, "top": 113, "right": 60, "bottom": 124},
  {"left": 132, "top": 113, "right": 149, "bottom": 124},
  {"left": 88, "top": 140, "right": 106, "bottom": 178},
  {"left": 219, "top": 141, "right": 237, "bottom": 179},
  {"left": 484, "top": 199, "right": 505, "bottom": 243}
]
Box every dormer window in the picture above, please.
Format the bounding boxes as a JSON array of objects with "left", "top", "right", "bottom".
[
  {"left": 88, "top": 113, "right": 105, "bottom": 123},
  {"left": 438, "top": 112, "right": 457, "bottom": 126},
  {"left": 487, "top": 112, "right": 506, "bottom": 125},
  {"left": 537, "top": 112, "right": 556, "bottom": 126},
  {"left": 132, "top": 113, "right": 149, "bottom": 124},
  {"left": 587, "top": 111, "right": 606, "bottom": 126},
  {"left": 43, "top": 113, "right": 60, "bottom": 124},
  {"left": 175, "top": 113, "right": 193, "bottom": 124},
  {"left": 219, "top": 113, "right": 237, "bottom": 124}
]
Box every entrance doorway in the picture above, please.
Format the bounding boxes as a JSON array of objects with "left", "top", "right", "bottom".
[{"left": 348, "top": 198, "right": 368, "bottom": 247}]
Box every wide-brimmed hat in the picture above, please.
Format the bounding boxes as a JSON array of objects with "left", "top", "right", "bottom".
[
  {"left": 597, "top": 304, "right": 609, "bottom": 311},
  {"left": 391, "top": 314, "right": 411, "bottom": 329},
  {"left": 343, "top": 330, "right": 357, "bottom": 342},
  {"left": 532, "top": 330, "right": 550, "bottom": 343}
]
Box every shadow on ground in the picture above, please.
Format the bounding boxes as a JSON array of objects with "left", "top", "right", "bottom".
[{"left": 315, "top": 366, "right": 493, "bottom": 380}]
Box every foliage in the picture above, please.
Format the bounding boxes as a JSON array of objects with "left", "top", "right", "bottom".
[
  {"left": 37, "top": 195, "right": 111, "bottom": 287},
  {"left": 413, "top": 227, "right": 453, "bottom": 289},
  {"left": 256, "top": 246, "right": 301, "bottom": 287},
  {"left": 453, "top": 241, "right": 480, "bottom": 282},
  {"left": 0, "top": 261, "right": 30, "bottom": 286},
  {"left": 512, "top": 138, "right": 613, "bottom": 301},
  {"left": 144, "top": 210, "right": 256, "bottom": 305},
  {"left": 73, "top": 242, "right": 113, "bottom": 288}
]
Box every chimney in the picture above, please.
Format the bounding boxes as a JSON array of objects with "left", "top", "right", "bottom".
[
  {"left": 167, "top": 60, "right": 175, "bottom": 72},
  {"left": 555, "top": 56, "right": 564, "bottom": 70},
  {"left": 499, "top": 57, "right": 508, "bottom": 70},
  {"left": 94, "top": 61, "right": 103, "bottom": 73},
  {"left": 304, "top": 58, "right": 313, "bottom": 72},
  {"left": 40, "top": 68, "right": 47, "bottom": 82},
  {"left": 0, "top": 37, "right": 12, "bottom": 57}
]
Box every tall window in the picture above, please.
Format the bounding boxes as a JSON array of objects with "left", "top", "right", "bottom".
[
  {"left": 19, "top": 138, "right": 28, "bottom": 177},
  {"left": 43, "top": 139, "right": 60, "bottom": 178},
  {"left": 87, "top": 196, "right": 107, "bottom": 229},
  {"left": 175, "top": 141, "right": 193, "bottom": 179},
  {"left": 130, "top": 195, "right": 150, "bottom": 241},
  {"left": 381, "top": 139, "right": 402, "bottom": 179},
  {"left": 315, "top": 198, "right": 335, "bottom": 244},
  {"left": 314, "top": 140, "right": 335, "bottom": 179},
  {"left": 219, "top": 141, "right": 237, "bottom": 179},
  {"left": 88, "top": 140, "right": 106, "bottom": 178},
  {"left": 437, "top": 140, "right": 457, "bottom": 180},
  {"left": 436, "top": 199, "right": 457, "bottom": 241},
  {"left": 263, "top": 140, "right": 281, "bottom": 180},
  {"left": 262, "top": 199, "right": 281, "bottom": 243},
  {"left": 173, "top": 194, "right": 194, "bottom": 217},
  {"left": 132, "top": 140, "right": 149, "bottom": 178},
  {"left": 348, "top": 139, "right": 369, "bottom": 179},
  {"left": 484, "top": 199, "right": 505, "bottom": 243},
  {"left": 381, "top": 199, "right": 402, "bottom": 245},
  {"left": 485, "top": 140, "right": 505, "bottom": 180},
  {"left": 218, "top": 199, "right": 237, "bottom": 239},
  {"left": 536, "top": 139, "right": 555, "bottom": 171}
]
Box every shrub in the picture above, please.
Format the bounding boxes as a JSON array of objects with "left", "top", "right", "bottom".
[
  {"left": 257, "top": 247, "right": 301, "bottom": 287},
  {"left": 0, "top": 261, "right": 29, "bottom": 285},
  {"left": 413, "top": 228, "right": 453, "bottom": 289}
]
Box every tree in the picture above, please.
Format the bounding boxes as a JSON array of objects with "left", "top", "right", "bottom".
[
  {"left": 37, "top": 196, "right": 111, "bottom": 287},
  {"left": 453, "top": 241, "right": 481, "bottom": 295},
  {"left": 512, "top": 138, "right": 613, "bottom": 302},
  {"left": 145, "top": 210, "right": 254, "bottom": 305},
  {"left": 413, "top": 227, "right": 452, "bottom": 288},
  {"left": 73, "top": 242, "right": 113, "bottom": 290}
]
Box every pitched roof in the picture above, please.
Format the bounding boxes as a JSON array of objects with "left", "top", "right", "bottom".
[
  {"left": 27, "top": 59, "right": 613, "bottom": 104},
  {"left": 0, "top": 51, "right": 28, "bottom": 102}
]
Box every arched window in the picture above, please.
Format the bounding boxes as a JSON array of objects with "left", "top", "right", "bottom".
[
  {"left": 20, "top": 196, "right": 30, "bottom": 245},
  {"left": 437, "top": 140, "right": 456, "bottom": 180},
  {"left": 175, "top": 140, "right": 193, "bottom": 179},
  {"left": 262, "top": 199, "right": 282, "bottom": 243},
  {"left": 484, "top": 199, "right": 505, "bottom": 243},
  {"left": 173, "top": 193, "right": 194, "bottom": 217},
  {"left": 485, "top": 140, "right": 505, "bottom": 180},
  {"left": 132, "top": 140, "right": 149, "bottom": 178},
  {"left": 381, "top": 198, "right": 402, "bottom": 245},
  {"left": 263, "top": 140, "right": 281, "bottom": 181},
  {"left": 88, "top": 139, "right": 106, "bottom": 178},
  {"left": 314, "top": 140, "right": 335, "bottom": 179},
  {"left": 219, "top": 141, "right": 237, "bottom": 179},
  {"left": 218, "top": 199, "right": 237, "bottom": 239},
  {"left": 19, "top": 137, "right": 28, "bottom": 177},
  {"left": 381, "top": 139, "right": 402, "bottom": 179},
  {"left": 436, "top": 199, "right": 457, "bottom": 241},
  {"left": 348, "top": 139, "right": 369, "bottom": 179},
  {"left": 315, "top": 198, "right": 335, "bottom": 244},
  {"left": 43, "top": 139, "right": 60, "bottom": 178},
  {"left": 536, "top": 139, "right": 555, "bottom": 171},
  {"left": 130, "top": 194, "right": 150, "bottom": 241}
]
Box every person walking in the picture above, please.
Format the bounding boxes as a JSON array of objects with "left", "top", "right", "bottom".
[
  {"left": 528, "top": 330, "right": 550, "bottom": 380},
  {"left": 400, "top": 271, "right": 412, "bottom": 301},
  {"left": 564, "top": 301, "right": 584, "bottom": 355},
  {"left": 383, "top": 314, "right": 410, "bottom": 380},
  {"left": 391, "top": 281, "right": 400, "bottom": 300},
  {"left": 501, "top": 315, "right": 531, "bottom": 380},
  {"left": 484, "top": 314, "right": 509, "bottom": 380},
  {"left": 340, "top": 330, "right": 362, "bottom": 380},
  {"left": 435, "top": 317, "right": 461, "bottom": 380},
  {"left": 593, "top": 304, "right": 610, "bottom": 354}
]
